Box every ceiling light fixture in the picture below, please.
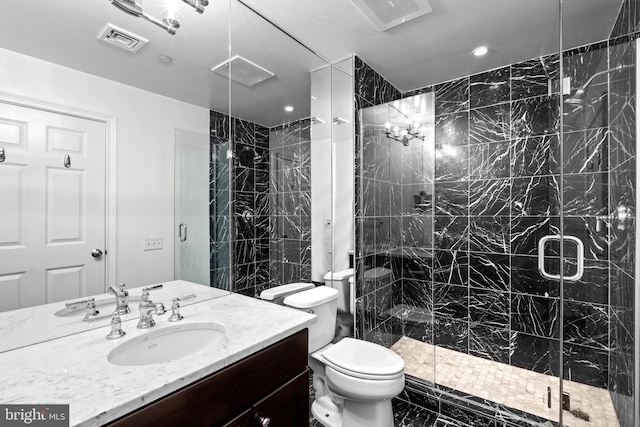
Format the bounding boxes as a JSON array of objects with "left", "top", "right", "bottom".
[
  {"left": 384, "top": 121, "right": 426, "bottom": 147},
  {"left": 284, "top": 106, "right": 294, "bottom": 112},
  {"left": 472, "top": 46, "right": 489, "bottom": 56},
  {"left": 109, "top": 0, "right": 210, "bottom": 36}
]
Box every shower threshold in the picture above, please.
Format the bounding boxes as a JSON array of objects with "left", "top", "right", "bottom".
[{"left": 391, "top": 336, "right": 620, "bottom": 427}]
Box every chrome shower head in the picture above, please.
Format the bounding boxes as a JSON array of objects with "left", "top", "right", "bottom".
[
  {"left": 564, "top": 88, "right": 586, "bottom": 105},
  {"left": 564, "top": 64, "right": 632, "bottom": 104}
]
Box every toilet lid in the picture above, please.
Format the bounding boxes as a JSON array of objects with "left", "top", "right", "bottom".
[{"left": 321, "top": 338, "right": 404, "bottom": 380}]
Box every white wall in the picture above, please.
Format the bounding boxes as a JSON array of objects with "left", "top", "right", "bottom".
[
  {"left": 0, "top": 47, "right": 210, "bottom": 288},
  {"left": 331, "top": 60, "right": 355, "bottom": 273},
  {"left": 310, "top": 58, "right": 355, "bottom": 282},
  {"left": 310, "top": 66, "right": 333, "bottom": 282}
]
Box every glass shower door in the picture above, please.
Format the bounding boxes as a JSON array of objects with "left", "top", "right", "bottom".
[
  {"left": 174, "top": 129, "right": 210, "bottom": 286},
  {"left": 557, "top": 9, "right": 637, "bottom": 426}
]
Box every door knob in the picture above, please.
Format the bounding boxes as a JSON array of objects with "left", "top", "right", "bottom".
[{"left": 91, "top": 249, "right": 103, "bottom": 258}]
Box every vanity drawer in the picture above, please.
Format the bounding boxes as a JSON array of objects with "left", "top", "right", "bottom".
[{"left": 106, "top": 328, "right": 308, "bottom": 427}]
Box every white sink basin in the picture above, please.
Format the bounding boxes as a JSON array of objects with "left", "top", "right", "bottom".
[
  {"left": 107, "top": 322, "right": 226, "bottom": 366},
  {"left": 55, "top": 296, "right": 143, "bottom": 317}
]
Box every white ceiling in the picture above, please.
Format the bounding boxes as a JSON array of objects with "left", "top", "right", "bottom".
[{"left": 0, "top": 0, "right": 624, "bottom": 127}]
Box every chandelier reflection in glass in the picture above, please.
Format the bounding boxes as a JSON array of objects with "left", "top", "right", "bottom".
[
  {"left": 109, "top": 0, "right": 209, "bottom": 35},
  {"left": 384, "top": 121, "right": 427, "bottom": 146}
]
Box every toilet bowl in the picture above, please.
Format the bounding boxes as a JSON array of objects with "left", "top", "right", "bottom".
[{"left": 260, "top": 277, "right": 405, "bottom": 427}]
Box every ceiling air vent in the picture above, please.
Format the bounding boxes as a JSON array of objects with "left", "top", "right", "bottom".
[
  {"left": 97, "top": 24, "right": 149, "bottom": 53},
  {"left": 211, "top": 55, "right": 275, "bottom": 87},
  {"left": 350, "top": 0, "right": 433, "bottom": 31}
]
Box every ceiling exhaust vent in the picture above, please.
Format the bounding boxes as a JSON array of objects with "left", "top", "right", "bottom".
[
  {"left": 97, "top": 23, "right": 149, "bottom": 53},
  {"left": 211, "top": 55, "right": 275, "bottom": 87},
  {"left": 350, "top": 0, "right": 433, "bottom": 31}
]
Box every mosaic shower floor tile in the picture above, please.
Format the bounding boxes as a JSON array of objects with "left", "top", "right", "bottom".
[{"left": 391, "top": 336, "right": 620, "bottom": 427}]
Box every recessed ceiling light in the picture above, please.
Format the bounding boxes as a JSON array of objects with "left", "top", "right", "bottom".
[
  {"left": 472, "top": 46, "right": 488, "bottom": 57},
  {"left": 158, "top": 55, "right": 172, "bottom": 64},
  {"left": 284, "top": 106, "right": 294, "bottom": 112}
]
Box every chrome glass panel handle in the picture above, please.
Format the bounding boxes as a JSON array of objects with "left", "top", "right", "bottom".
[
  {"left": 563, "top": 235, "right": 585, "bottom": 282},
  {"left": 538, "top": 235, "right": 585, "bottom": 282},
  {"left": 179, "top": 222, "right": 187, "bottom": 242},
  {"left": 538, "top": 235, "right": 561, "bottom": 280},
  {"left": 0, "top": 146, "right": 5, "bottom": 162}
]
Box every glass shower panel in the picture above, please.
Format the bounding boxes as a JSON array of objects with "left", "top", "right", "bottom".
[
  {"left": 358, "top": 93, "right": 436, "bottom": 384},
  {"left": 174, "top": 129, "right": 210, "bottom": 286},
  {"left": 560, "top": 1, "right": 637, "bottom": 425}
]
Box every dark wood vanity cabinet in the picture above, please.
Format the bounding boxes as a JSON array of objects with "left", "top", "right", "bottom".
[
  {"left": 106, "top": 329, "right": 309, "bottom": 427},
  {"left": 221, "top": 370, "right": 309, "bottom": 427}
]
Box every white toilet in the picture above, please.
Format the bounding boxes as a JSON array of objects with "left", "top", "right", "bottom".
[{"left": 260, "top": 275, "right": 405, "bottom": 427}]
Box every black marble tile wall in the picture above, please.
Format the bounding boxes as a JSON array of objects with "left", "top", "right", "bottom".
[
  {"left": 210, "top": 111, "right": 231, "bottom": 289},
  {"left": 355, "top": 56, "right": 402, "bottom": 108},
  {"left": 209, "top": 110, "right": 270, "bottom": 296},
  {"left": 269, "top": 119, "right": 312, "bottom": 288}
]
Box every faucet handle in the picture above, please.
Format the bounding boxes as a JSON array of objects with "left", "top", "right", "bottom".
[
  {"left": 141, "top": 284, "right": 163, "bottom": 302},
  {"left": 79, "top": 298, "right": 99, "bottom": 322},
  {"left": 167, "top": 294, "right": 196, "bottom": 322},
  {"left": 106, "top": 312, "right": 127, "bottom": 340},
  {"left": 66, "top": 297, "right": 94, "bottom": 308},
  {"left": 86, "top": 311, "right": 126, "bottom": 340}
]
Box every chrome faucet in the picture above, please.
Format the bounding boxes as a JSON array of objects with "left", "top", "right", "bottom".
[
  {"left": 137, "top": 285, "right": 165, "bottom": 329},
  {"left": 108, "top": 283, "right": 130, "bottom": 315}
]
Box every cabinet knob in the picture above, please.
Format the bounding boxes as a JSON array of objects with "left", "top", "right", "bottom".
[{"left": 256, "top": 416, "right": 271, "bottom": 426}]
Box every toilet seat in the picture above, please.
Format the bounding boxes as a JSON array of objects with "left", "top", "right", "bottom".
[
  {"left": 325, "top": 365, "right": 405, "bottom": 402},
  {"left": 321, "top": 338, "right": 404, "bottom": 381}
]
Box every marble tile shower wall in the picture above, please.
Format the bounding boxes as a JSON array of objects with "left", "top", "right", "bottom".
[
  {"left": 210, "top": 110, "right": 231, "bottom": 289},
  {"left": 268, "top": 120, "right": 312, "bottom": 288},
  {"left": 209, "top": 110, "right": 271, "bottom": 296}
]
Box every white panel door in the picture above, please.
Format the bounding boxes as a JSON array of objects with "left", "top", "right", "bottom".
[{"left": 0, "top": 103, "right": 106, "bottom": 311}]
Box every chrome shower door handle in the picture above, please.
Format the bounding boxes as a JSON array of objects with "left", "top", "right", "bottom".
[
  {"left": 537, "top": 235, "right": 585, "bottom": 282},
  {"left": 178, "top": 222, "right": 187, "bottom": 242},
  {"left": 538, "top": 235, "right": 561, "bottom": 280},
  {"left": 562, "top": 235, "right": 585, "bottom": 282},
  {"left": 0, "top": 146, "right": 5, "bottom": 162}
]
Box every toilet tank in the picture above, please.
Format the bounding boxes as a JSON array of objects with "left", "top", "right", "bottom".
[
  {"left": 323, "top": 268, "right": 353, "bottom": 313},
  {"left": 259, "top": 282, "right": 315, "bottom": 305},
  {"left": 284, "top": 286, "right": 338, "bottom": 352}
]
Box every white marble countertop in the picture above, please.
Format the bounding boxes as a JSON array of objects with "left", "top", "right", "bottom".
[
  {"left": 0, "top": 282, "right": 316, "bottom": 426},
  {"left": 0, "top": 280, "right": 230, "bottom": 353}
]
